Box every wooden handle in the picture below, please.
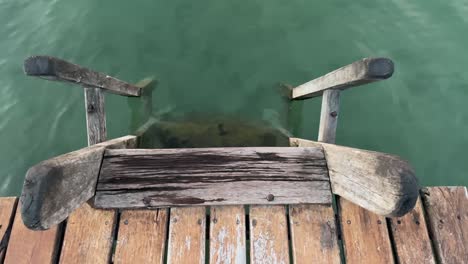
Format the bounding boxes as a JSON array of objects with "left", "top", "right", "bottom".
[
  {"left": 20, "top": 136, "right": 137, "bottom": 230},
  {"left": 290, "top": 138, "right": 419, "bottom": 217},
  {"left": 24, "top": 56, "right": 142, "bottom": 96},
  {"left": 292, "top": 57, "right": 394, "bottom": 100}
]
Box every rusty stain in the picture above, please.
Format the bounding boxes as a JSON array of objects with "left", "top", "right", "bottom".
[{"left": 330, "top": 111, "right": 338, "bottom": 117}]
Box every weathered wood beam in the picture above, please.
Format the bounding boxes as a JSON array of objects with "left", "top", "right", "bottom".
[
  {"left": 23, "top": 56, "right": 141, "bottom": 96},
  {"left": 84, "top": 87, "right": 106, "bottom": 145},
  {"left": 20, "top": 136, "right": 137, "bottom": 230},
  {"left": 317, "top": 89, "right": 341, "bottom": 143},
  {"left": 291, "top": 57, "right": 394, "bottom": 100},
  {"left": 290, "top": 138, "right": 419, "bottom": 217},
  {"left": 94, "top": 147, "right": 332, "bottom": 208}
]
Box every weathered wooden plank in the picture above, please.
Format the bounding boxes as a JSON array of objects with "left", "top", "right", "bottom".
[
  {"left": 292, "top": 57, "right": 394, "bottom": 99},
  {"left": 20, "top": 135, "right": 137, "bottom": 230},
  {"left": 317, "top": 89, "right": 340, "bottom": 144},
  {"left": 4, "top": 203, "right": 61, "bottom": 264},
  {"left": 167, "top": 207, "right": 206, "bottom": 264},
  {"left": 250, "top": 206, "right": 289, "bottom": 264},
  {"left": 59, "top": 203, "right": 116, "bottom": 264},
  {"left": 114, "top": 209, "right": 168, "bottom": 264},
  {"left": 94, "top": 147, "right": 331, "bottom": 208},
  {"left": 84, "top": 87, "right": 106, "bottom": 146},
  {"left": 421, "top": 186, "right": 467, "bottom": 263},
  {"left": 0, "top": 198, "right": 17, "bottom": 262},
  {"left": 388, "top": 198, "right": 436, "bottom": 264},
  {"left": 289, "top": 204, "right": 340, "bottom": 264},
  {"left": 136, "top": 77, "right": 156, "bottom": 117},
  {"left": 290, "top": 138, "right": 418, "bottom": 217},
  {"left": 339, "top": 198, "right": 394, "bottom": 264},
  {"left": 24, "top": 56, "right": 142, "bottom": 96},
  {"left": 210, "top": 206, "right": 246, "bottom": 264}
]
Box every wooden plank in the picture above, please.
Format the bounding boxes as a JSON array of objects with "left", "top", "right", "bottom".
[
  {"left": 24, "top": 56, "right": 142, "bottom": 96},
  {"left": 59, "top": 203, "right": 116, "bottom": 263},
  {"left": 421, "top": 186, "right": 467, "bottom": 263},
  {"left": 388, "top": 198, "right": 436, "bottom": 264},
  {"left": 114, "top": 209, "right": 168, "bottom": 264},
  {"left": 210, "top": 206, "right": 246, "bottom": 264},
  {"left": 84, "top": 87, "right": 106, "bottom": 146},
  {"left": 292, "top": 57, "right": 394, "bottom": 99},
  {"left": 0, "top": 198, "right": 17, "bottom": 262},
  {"left": 339, "top": 198, "right": 394, "bottom": 264},
  {"left": 289, "top": 204, "right": 340, "bottom": 264},
  {"left": 167, "top": 207, "right": 206, "bottom": 264},
  {"left": 290, "top": 138, "right": 418, "bottom": 217},
  {"left": 94, "top": 147, "right": 331, "bottom": 208},
  {"left": 20, "top": 135, "right": 137, "bottom": 230},
  {"left": 135, "top": 77, "right": 156, "bottom": 117},
  {"left": 250, "top": 205, "right": 289, "bottom": 264},
  {"left": 4, "top": 202, "right": 61, "bottom": 264},
  {"left": 317, "top": 89, "right": 340, "bottom": 144}
]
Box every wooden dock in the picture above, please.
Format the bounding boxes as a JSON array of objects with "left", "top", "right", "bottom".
[
  {"left": 6, "top": 56, "right": 466, "bottom": 263},
  {"left": 0, "top": 187, "right": 466, "bottom": 263}
]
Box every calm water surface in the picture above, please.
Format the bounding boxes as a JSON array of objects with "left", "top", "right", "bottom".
[{"left": 1, "top": 0, "right": 468, "bottom": 196}]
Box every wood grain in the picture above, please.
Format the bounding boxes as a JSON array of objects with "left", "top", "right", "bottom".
[
  {"left": 167, "top": 207, "right": 206, "bottom": 264},
  {"left": 94, "top": 147, "right": 331, "bottom": 208},
  {"left": 388, "top": 197, "right": 436, "bottom": 264},
  {"left": 317, "top": 89, "right": 341, "bottom": 144},
  {"left": 114, "top": 209, "right": 168, "bottom": 264},
  {"left": 0, "top": 198, "right": 17, "bottom": 262},
  {"left": 292, "top": 57, "right": 394, "bottom": 99},
  {"left": 249, "top": 206, "right": 289, "bottom": 264},
  {"left": 59, "top": 203, "right": 116, "bottom": 264},
  {"left": 210, "top": 206, "right": 246, "bottom": 264},
  {"left": 289, "top": 138, "right": 419, "bottom": 217},
  {"left": 421, "top": 186, "right": 467, "bottom": 264},
  {"left": 24, "top": 56, "right": 141, "bottom": 96},
  {"left": 289, "top": 204, "right": 340, "bottom": 264},
  {"left": 339, "top": 198, "right": 394, "bottom": 264},
  {"left": 84, "top": 87, "right": 106, "bottom": 146},
  {"left": 4, "top": 202, "right": 61, "bottom": 264},
  {"left": 20, "top": 135, "right": 137, "bottom": 230}
]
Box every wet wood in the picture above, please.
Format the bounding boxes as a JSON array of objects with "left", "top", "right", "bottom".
[
  {"left": 0, "top": 198, "right": 17, "bottom": 262},
  {"left": 84, "top": 87, "right": 106, "bottom": 146},
  {"left": 210, "top": 206, "right": 246, "bottom": 264},
  {"left": 292, "top": 57, "right": 394, "bottom": 99},
  {"left": 114, "top": 209, "right": 168, "bottom": 264},
  {"left": 339, "top": 198, "right": 394, "bottom": 264},
  {"left": 20, "top": 135, "right": 137, "bottom": 230},
  {"left": 94, "top": 147, "right": 331, "bottom": 208},
  {"left": 167, "top": 207, "right": 206, "bottom": 264},
  {"left": 59, "top": 203, "right": 116, "bottom": 264},
  {"left": 421, "top": 186, "right": 467, "bottom": 263},
  {"left": 289, "top": 138, "right": 419, "bottom": 217},
  {"left": 388, "top": 198, "right": 436, "bottom": 264},
  {"left": 4, "top": 203, "right": 62, "bottom": 264},
  {"left": 318, "top": 89, "right": 340, "bottom": 144},
  {"left": 23, "top": 56, "right": 141, "bottom": 96},
  {"left": 136, "top": 77, "right": 156, "bottom": 117},
  {"left": 249, "top": 205, "right": 289, "bottom": 264},
  {"left": 289, "top": 204, "right": 340, "bottom": 264}
]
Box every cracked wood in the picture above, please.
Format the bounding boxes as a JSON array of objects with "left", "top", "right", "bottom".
[{"left": 94, "top": 147, "right": 331, "bottom": 208}]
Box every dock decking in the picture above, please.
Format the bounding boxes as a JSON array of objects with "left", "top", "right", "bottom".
[{"left": 0, "top": 186, "right": 466, "bottom": 263}]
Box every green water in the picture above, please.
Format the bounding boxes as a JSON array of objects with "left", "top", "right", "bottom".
[{"left": 1, "top": 0, "right": 467, "bottom": 196}]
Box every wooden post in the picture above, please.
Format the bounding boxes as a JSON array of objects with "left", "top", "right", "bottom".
[
  {"left": 84, "top": 87, "right": 106, "bottom": 145},
  {"left": 318, "top": 89, "right": 341, "bottom": 143}
]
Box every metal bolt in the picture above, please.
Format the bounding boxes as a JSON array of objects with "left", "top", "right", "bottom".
[
  {"left": 267, "top": 194, "right": 275, "bottom": 201},
  {"left": 212, "top": 218, "right": 218, "bottom": 224},
  {"left": 330, "top": 111, "right": 338, "bottom": 117},
  {"left": 87, "top": 104, "right": 95, "bottom": 113},
  {"left": 397, "top": 220, "right": 401, "bottom": 225},
  {"left": 124, "top": 219, "right": 129, "bottom": 225},
  {"left": 377, "top": 220, "right": 382, "bottom": 225},
  {"left": 346, "top": 220, "right": 351, "bottom": 225},
  {"left": 252, "top": 219, "right": 257, "bottom": 227},
  {"left": 198, "top": 219, "right": 202, "bottom": 225},
  {"left": 415, "top": 220, "right": 420, "bottom": 225}
]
